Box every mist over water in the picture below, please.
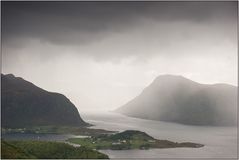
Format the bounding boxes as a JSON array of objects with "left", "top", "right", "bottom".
[
  {"left": 116, "top": 75, "right": 237, "bottom": 126},
  {"left": 81, "top": 111, "right": 237, "bottom": 158},
  {"left": 1, "top": 2, "right": 237, "bottom": 159},
  {"left": 2, "top": 1, "right": 237, "bottom": 111}
]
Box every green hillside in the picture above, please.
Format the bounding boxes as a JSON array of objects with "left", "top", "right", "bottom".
[
  {"left": 1, "top": 140, "right": 109, "bottom": 159},
  {"left": 68, "top": 130, "right": 204, "bottom": 150},
  {"left": 1, "top": 140, "right": 35, "bottom": 159}
]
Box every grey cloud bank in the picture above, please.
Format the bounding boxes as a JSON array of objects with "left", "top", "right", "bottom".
[
  {"left": 1, "top": 1, "right": 237, "bottom": 110},
  {"left": 2, "top": 2, "right": 236, "bottom": 46}
]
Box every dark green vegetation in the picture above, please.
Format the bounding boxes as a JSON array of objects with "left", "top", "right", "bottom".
[
  {"left": 1, "top": 74, "right": 112, "bottom": 159},
  {"left": 2, "top": 126, "right": 115, "bottom": 136},
  {"left": 68, "top": 130, "right": 204, "bottom": 150},
  {"left": 1, "top": 140, "right": 109, "bottom": 159},
  {"left": 1, "top": 140, "right": 35, "bottom": 159},
  {"left": 1, "top": 74, "right": 87, "bottom": 128},
  {"left": 116, "top": 75, "right": 237, "bottom": 126}
]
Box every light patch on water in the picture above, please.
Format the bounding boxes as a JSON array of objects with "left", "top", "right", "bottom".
[{"left": 81, "top": 111, "right": 237, "bottom": 159}]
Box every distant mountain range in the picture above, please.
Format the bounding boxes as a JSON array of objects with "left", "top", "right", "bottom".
[
  {"left": 116, "top": 75, "right": 237, "bottom": 126},
  {"left": 1, "top": 74, "right": 87, "bottom": 128}
]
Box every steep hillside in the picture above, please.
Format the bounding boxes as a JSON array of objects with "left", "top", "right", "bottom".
[
  {"left": 116, "top": 75, "right": 237, "bottom": 126},
  {"left": 1, "top": 73, "right": 87, "bottom": 128}
]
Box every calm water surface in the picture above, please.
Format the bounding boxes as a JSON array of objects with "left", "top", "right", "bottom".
[
  {"left": 2, "top": 111, "right": 237, "bottom": 159},
  {"left": 81, "top": 111, "right": 237, "bottom": 159}
]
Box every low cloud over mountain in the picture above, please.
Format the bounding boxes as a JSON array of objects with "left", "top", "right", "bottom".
[{"left": 116, "top": 75, "right": 237, "bottom": 126}]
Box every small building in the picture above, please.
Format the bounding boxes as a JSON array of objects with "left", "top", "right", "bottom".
[
  {"left": 112, "top": 142, "right": 121, "bottom": 145},
  {"left": 122, "top": 140, "right": 127, "bottom": 143}
]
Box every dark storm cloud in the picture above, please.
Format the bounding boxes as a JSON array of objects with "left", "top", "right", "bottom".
[
  {"left": 1, "top": 1, "right": 237, "bottom": 110},
  {"left": 2, "top": 1, "right": 237, "bottom": 46}
]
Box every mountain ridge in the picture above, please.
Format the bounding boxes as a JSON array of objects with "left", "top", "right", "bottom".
[
  {"left": 116, "top": 75, "right": 237, "bottom": 126},
  {"left": 1, "top": 73, "right": 88, "bottom": 128}
]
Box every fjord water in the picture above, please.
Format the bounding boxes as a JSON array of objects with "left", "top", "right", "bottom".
[
  {"left": 81, "top": 111, "right": 237, "bottom": 159},
  {"left": 2, "top": 111, "right": 236, "bottom": 159}
]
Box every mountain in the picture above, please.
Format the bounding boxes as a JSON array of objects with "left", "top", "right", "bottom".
[
  {"left": 116, "top": 75, "right": 237, "bottom": 126},
  {"left": 1, "top": 73, "right": 87, "bottom": 128}
]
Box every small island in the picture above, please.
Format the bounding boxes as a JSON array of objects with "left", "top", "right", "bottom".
[
  {"left": 1, "top": 74, "right": 204, "bottom": 159},
  {"left": 67, "top": 130, "right": 204, "bottom": 150}
]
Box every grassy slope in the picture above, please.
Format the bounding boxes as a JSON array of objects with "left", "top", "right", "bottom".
[
  {"left": 68, "top": 130, "right": 204, "bottom": 150},
  {"left": 1, "top": 140, "right": 109, "bottom": 159},
  {"left": 68, "top": 134, "right": 152, "bottom": 150},
  {"left": 1, "top": 140, "right": 36, "bottom": 159}
]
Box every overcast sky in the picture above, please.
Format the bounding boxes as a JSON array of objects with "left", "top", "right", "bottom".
[{"left": 2, "top": 2, "right": 237, "bottom": 111}]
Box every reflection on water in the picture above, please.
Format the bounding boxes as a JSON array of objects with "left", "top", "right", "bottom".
[{"left": 81, "top": 111, "right": 237, "bottom": 159}]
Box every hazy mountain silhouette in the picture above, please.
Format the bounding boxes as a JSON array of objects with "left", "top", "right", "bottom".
[
  {"left": 116, "top": 75, "right": 237, "bottom": 126},
  {"left": 1, "top": 74, "right": 87, "bottom": 128}
]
